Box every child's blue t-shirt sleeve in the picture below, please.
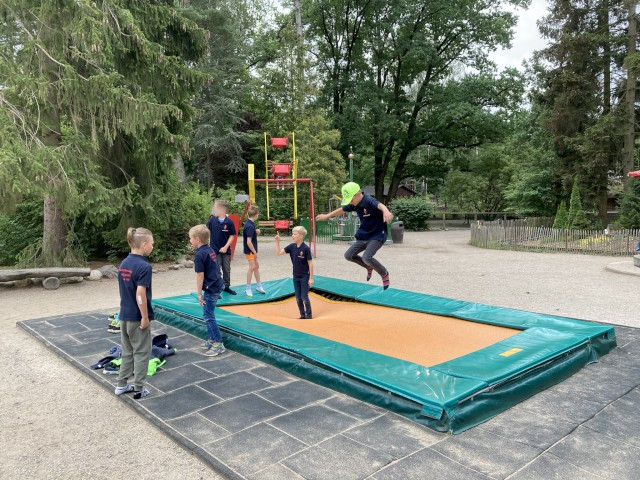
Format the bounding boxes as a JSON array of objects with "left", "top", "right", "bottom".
[
  {"left": 244, "top": 223, "right": 255, "bottom": 238},
  {"left": 194, "top": 251, "right": 205, "bottom": 273},
  {"left": 283, "top": 244, "right": 292, "bottom": 254},
  {"left": 136, "top": 263, "right": 152, "bottom": 287},
  {"left": 305, "top": 245, "right": 312, "bottom": 260},
  {"left": 342, "top": 204, "right": 355, "bottom": 212}
]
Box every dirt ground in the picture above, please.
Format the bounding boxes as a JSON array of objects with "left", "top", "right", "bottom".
[{"left": 2, "top": 230, "right": 637, "bottom": 479}]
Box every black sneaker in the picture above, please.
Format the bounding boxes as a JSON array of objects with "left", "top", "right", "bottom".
[
  {"left": 133, "top": 388, "right": 150, "bottom": 400},
  {"left": 224, "top": 287, "right": 237, "bottom": 295},
  {"left": 305, "top": 315, "right": 313, "bottom": 319}
]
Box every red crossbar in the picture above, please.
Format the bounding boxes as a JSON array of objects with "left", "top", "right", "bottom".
[{"left": 254, "top": 178, "right": 312, "bottom": 183}]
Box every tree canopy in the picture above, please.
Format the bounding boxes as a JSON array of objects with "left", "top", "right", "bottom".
[{"left": 0, "top": 0, "right": 638, "bottom": 265}]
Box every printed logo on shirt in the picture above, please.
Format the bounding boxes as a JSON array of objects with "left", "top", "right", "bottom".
[
  {"left": 363, "top": 208, "right": 370, "bottom": 217},
  {"left": 209, "top": 251, "right": 217, "bottom": 262},
  {"left": 222, "top": 225, "right": 228, "bottom": 232},
  {"left": 298, "top": 251, "right": 305, "bottom": 258},
  {"left": 119, "top": 268, "right": 133, "bottom": 282}
]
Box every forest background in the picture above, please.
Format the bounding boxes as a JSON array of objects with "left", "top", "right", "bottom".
[{"left": 0, "top": 0, "right": 638, "bottom": 265}]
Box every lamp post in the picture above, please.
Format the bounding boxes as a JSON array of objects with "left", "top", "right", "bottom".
[{"left": 348, "top": 146, "right": 354, "bottom": 182}]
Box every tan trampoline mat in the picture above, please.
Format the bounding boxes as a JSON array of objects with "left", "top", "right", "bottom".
[{"left": 221, "top": 293, "right": 520, "bottom": 367}]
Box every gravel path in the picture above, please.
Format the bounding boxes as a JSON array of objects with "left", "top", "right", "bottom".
[{"left": 2, "top": 229, "right": 637, "bottom": 479}]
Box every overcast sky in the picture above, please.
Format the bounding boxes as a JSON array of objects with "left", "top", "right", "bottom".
[
  {"left": 489, "top": 0, "right": 551, "bottom": 70},
  {"left": 275, "top": 0, "right": 551, "bottom": 71}
]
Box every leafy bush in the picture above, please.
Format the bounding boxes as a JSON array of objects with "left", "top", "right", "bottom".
[
  {"left": 571, "top": 209, "right": 592, "bottom": 229},
  {"left": 567, "top": 178, "right": 583, "bottom": 227},
  {"left": 183, "top": 183, "right": 214, "bottom": 226},
  {"left": 103, "top": 180, "right": 214, "bottom": 262},
  {"left": 389, "top": 196, "right": 434, "bottom": 231},
  {"left": 0, "top": 199, "right": 43, "bottom": 266},
  {"left": 618, "top": 178, "right": 640, "bottom": 229},
  {"left": 552, "top": 201, "right": 568, "bottom": 229}
]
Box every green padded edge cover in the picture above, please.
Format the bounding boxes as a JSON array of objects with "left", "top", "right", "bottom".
[{"left": 152, "top": 276, "right": 616, "bottom": 433}]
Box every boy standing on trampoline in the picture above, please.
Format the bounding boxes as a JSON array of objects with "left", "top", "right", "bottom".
[
  {"left": 189, "top": 224, "right": 226, "bottom": 356},
  {"left": 316, "top": 182, "right": 394, "bottom": 289},
  {"left": 275, "top": 226, "right": 314, "bottom": 319},
  {"left": 207, "top": 199, "right": 237, "bottom": 295},
  {"left": 243, "top": 205, "right": 266, "bottom": 297}
]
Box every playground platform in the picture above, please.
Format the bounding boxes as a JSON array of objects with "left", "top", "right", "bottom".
[{"left": 18, "top": 302, "right": 640, "bottom": 479}]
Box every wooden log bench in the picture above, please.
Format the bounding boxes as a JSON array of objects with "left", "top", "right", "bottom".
[{"left": 0, "top": 268, "right": 91, "bottom": 290}]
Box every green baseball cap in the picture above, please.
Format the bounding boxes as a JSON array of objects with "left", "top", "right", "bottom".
[{"left": 341, "top": 182, "right": 361, "bottom": 205}]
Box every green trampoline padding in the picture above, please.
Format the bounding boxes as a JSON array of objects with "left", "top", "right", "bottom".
[{"left": 152, "top": 276, "right": 616, "bottom": 433}]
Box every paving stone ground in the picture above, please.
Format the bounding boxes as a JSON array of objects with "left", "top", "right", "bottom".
[{"left": 19, "top": 312, "right": 640, "bottom": 480}]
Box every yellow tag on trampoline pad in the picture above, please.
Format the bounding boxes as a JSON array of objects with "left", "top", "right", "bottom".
[{"left": 499, "top": 348, "right": 523, "bottom": 357}]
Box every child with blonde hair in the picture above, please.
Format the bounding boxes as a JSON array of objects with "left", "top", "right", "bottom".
[
  {"left": 275, "top": 225, "right": 314, "bottom": 319},
  {"left": 115, "top": 227, "right": 154, "bottom": 399},
  {"left": 189, "top": 224, "right": 226, "bottom": 356}
]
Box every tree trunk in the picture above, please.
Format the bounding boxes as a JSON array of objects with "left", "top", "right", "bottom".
[
  {"left": 599, "top": 0, "right": 611, "bottom": 115},
  {"left": 41, "top": 92, "right": 66, "bottom": 261},
  {"left": 623, "top": 0, "right": 638, "bottom": 182},
  {"left": 294, "top": 0, "right": 303, "bottom": 38},
  {"left": 388, "top": 148, "right": 410, "bottom": 201},
  {"left": 43, "top": 192, "right": 67, "bottom": 259},
  {"left": 597, "top": 0, "right": 612, "bottom": 222},
  {"left": 173, "top": 154, "right": 187, "bottom": 184},
  {"left": 294, "top": 0, "right": 305, "bottom": 114},
  {"left": 373, "top": 134, "right": 385, "bottom": 198}
]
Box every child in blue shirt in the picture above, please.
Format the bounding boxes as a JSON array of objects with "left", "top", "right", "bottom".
[
  {"left": 115, "top": 227, "right": 154, "bottom": 399},
  {"left": 243, "top": 205, "right": 266, "bottom": 297},
  {"left": 316, "top": 182, "right": 394, "bottom": 289},
  {"left": 275, "top": 226, "right": 314, "bottom": 319},
  {"left": 189, "top": 224, "right": 226, "bottom": 357},
  {"left": 206, "top": 199, "right": 237, "bottom": 295}
]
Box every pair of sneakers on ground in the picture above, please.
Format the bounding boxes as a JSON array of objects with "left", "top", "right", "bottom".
[
  {"left": 201, "top": 340, "right": 226, "bottom": 357},
  {"left": 246, "top": 284, "right": 266, "bottom": 297},
  {"left": 114, "top": 385, "right": 149, "bottom": 399}
]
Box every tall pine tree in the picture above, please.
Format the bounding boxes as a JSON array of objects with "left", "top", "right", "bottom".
[
  {"left": 534, "top": 0, "right": 632, "bottom": 220},
  {"left": 0, "top": 1, "right": 207, "bottom": 264}
]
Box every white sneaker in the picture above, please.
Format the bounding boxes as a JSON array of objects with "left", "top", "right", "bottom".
[
  {"left": 114, "top": 385, "right": 134, "bottom": 396},
  {"left": 246, "top": 288, "right": 253, "bottom": 297}
]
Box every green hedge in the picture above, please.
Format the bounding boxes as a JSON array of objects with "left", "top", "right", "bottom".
[{"left": 389, "top": 196, "right": 433, "bottom": 231}]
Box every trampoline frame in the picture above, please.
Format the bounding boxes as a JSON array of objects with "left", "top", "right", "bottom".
[{"left": 152, "top": 276, "right": 616, "bottom": 433}]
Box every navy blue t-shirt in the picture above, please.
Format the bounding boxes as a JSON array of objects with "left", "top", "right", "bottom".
[
  {"left": 118, "top": 254, "right": 154, "bottom": 322},
  {"left": 243, "top": 219, "right": 258, "bottom": 254},
  {"left": 284, "top": 242, "right": 312, "bottom": 277},
  {"left": 194, "top": 245, "right": 224, "bottom": 293},
  {"left": 206, "top": 215, "right": 237, "bottom": 253},
  {"left": 343, "top": 193, "right": 387, "bottom": 242}
]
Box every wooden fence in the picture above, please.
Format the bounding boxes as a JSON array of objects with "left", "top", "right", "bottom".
[{"left": 470, "top": 221, "right": 640, "bottom": 256}]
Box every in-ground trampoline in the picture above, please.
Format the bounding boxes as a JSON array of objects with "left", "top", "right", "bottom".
[{"left": 152, "top": 276, "right": 616, "bottom": 433}]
